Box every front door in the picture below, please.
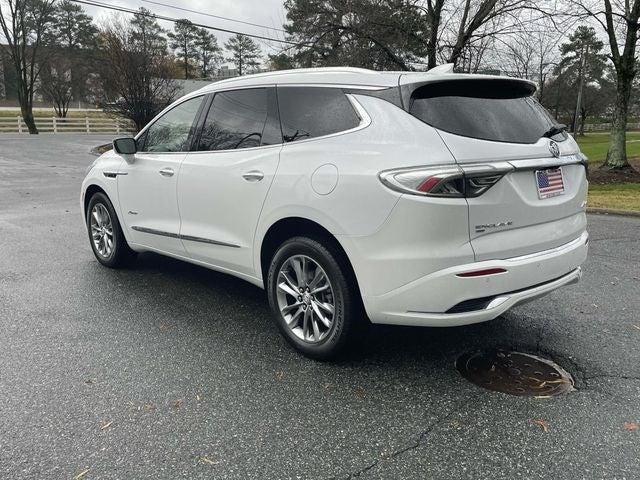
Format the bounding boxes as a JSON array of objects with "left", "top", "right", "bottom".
[
  {"left": 177, "top": 87, "right": 282, "bottom": 275},
  {"left": 118, "top": 95, "right": 205, "bottom": 255}
]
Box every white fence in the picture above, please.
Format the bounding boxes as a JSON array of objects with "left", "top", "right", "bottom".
[
  {"left": 0, "top": 116, "right": 135, "bottom": 134},
  {"left": 583, "top": 123, "right": 640, "bottom": 132}
]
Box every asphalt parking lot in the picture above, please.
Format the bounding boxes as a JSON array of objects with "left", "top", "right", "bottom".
[{"left": 1, "top": 134, "right": 639, "bottom": 479}]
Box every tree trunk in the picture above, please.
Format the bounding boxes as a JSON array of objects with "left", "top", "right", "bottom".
[
  {"left": 605, "top": 72, "right": 632, "bottom": 169},
  {"left": 21, "top": 105, "right": 38, "bottom": 134}
]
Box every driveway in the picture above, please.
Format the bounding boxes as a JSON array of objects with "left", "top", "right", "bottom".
[{"left": 0, "top": 135, "right": 638, "bottom": 479}]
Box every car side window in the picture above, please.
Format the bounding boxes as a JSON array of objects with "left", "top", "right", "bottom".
[
  {"left": 277, "top": 87, "right": 361, "bottom": 143},
  {"left": 140, "top": 96, "right": 204, "bottom": 153},
  {"left": 197, "top": 88, "right": 270, "bottom": 151}
]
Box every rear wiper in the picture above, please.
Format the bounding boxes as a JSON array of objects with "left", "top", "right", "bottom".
[{"left": 542, "top": 124, "right": 567, "bottom": 138}]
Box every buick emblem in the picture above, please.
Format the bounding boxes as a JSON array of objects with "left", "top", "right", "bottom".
[{"left": 549, "top": 140, "right": 560, "bottom": 158}]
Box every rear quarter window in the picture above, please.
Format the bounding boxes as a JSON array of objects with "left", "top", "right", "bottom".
[
  {"left": 277, "top": 87, "right": 361, "bottom": 142},
  {"left": 409, "top": 79, "right": 559, "bottom": 144}
]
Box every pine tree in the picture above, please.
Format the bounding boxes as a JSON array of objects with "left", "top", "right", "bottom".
[
  {"left": 168, "top": 19, "right": 199, "bottom": 79},
  {"left": 195, "top": 28, "right": 222, "bottom": 78},
  {"left": 224, "top": 34, "right": 261, "bottom": 75}
]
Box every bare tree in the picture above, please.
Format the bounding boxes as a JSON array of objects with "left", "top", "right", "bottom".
[
  {"left": 571, "top": 0, "right": 640, "bottom": 169},
  {"left": 0, "top": 0, "right": 56, "bottom": 134},
  {"left": 39, "top": 56, "right": 73, "bottom": 117},
  {"left": 97, "top": 13, "right": 178, "bottom": 132},
  {"left": 495, "top": 19, "right": 562, "bottom": 102},
  {"left": 281, "top": 0, "right": 554, "bottom": 71}
]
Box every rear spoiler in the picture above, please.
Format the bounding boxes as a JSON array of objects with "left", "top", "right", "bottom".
[{"left": 397, "top": 75, "right": 537, "bottom": 110}]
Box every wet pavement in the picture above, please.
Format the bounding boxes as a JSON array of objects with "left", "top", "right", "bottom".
[{"left": 1, "top": 135, "right": 639, "bottom": 479}]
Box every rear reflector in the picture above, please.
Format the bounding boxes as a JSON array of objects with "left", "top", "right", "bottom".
[{"left": 456, "top": 268, "right": 507, "bottom": 278}]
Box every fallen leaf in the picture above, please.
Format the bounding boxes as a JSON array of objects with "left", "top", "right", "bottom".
[
  {"left": 323, "top": 383, "right": 333, "bottom": 391},
  {"left": 74, "top": 468, "right": 90, "bottom": 479},
  {"left": 173, "top": 399, "right": 183, "bottom": 410},
  {"left": 531, "top": 419, "right": 550, "bottom": 432},
  {"left": 100, "top": 421, "right": 113, "bottom": 431},
  {"left": 354, "top": 387, "right": 366, "bottom": 399},
  {"left": 275, "top": 371, "right": 284, "bottom": 381},
  {"left": 200, "top": 457, "right": 219, "bottom": 465},
  {"left": 624, "top": 422, "right": 639, "bottom": 432},
  {"left": 159, "top": 323, "right": 173, "bottom": 332},
  {"left": 143, "top": 402, "right": 156, "bottom": 412}
]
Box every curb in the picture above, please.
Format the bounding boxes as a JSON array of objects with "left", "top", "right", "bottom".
[{"left": 587, "top": 207, "right": 640, "bottom": 218}]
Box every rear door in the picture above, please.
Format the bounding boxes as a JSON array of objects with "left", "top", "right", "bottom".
[
  {"left": 405, "top": 77, "right": 588, "bottom": 260},
  {"left": 177, "top": 87, "right": 282, "bottom": 276}
]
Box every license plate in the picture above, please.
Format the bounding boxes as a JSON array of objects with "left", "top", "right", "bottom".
[{"left": 535, "top": 168, "right": 565, "bottom": 199}]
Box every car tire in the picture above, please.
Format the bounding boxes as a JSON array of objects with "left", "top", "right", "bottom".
[
  {"left": 267, "top": 236, "right": 361, "bottom": 360},
  {"left": 86, "top": 192, "right": 135, "bottom": 268}
]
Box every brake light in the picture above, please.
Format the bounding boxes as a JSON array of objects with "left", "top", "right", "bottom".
[{"left": 379, "top": 163, "right": 513, "bottom": 198}]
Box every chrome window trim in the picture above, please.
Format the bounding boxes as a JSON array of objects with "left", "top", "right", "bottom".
[
  {"left": 131, "top": 226, "right": 241, "bottom": 248},
  {"left": 188, "top": 89, "right": 372, "bottom": 153},
  {"left": 187, "top": 143, "right": 282, "bottom": 155}
]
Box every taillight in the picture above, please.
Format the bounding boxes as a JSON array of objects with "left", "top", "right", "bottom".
[
  {"left": 379, "top": 166, "right": 465, "bottom": 197},
  {"left": 379, "top": 163, "right": 513, "bottom": 198}
]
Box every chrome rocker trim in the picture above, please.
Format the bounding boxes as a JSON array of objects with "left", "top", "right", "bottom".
[{"left": 131, "top": 226, "right": 240, "bottom": 248}]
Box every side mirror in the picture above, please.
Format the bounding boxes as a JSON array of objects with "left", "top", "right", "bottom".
[{"left": 113, "top": 137, "right": 137, "bottom": 155}]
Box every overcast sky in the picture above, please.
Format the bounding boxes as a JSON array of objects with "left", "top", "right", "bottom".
[{"left": 86, "top": 0, "right": 288, "bottom": 57}]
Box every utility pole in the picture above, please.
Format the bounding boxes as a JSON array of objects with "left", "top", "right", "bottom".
[{"left": 572, "top": 44, "right": 588, "bottom": 134}]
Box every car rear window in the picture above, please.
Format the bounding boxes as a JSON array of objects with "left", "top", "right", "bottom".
[
  {"left": 409, "top": 79, "right": 558, "bottom": 144},
  {"left": 277, "top": 87, "right": 361, "bottom": 142}
]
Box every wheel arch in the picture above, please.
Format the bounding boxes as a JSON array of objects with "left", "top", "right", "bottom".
[
  {"left": 83, "top": 184, "right": 109, "bottom": 220},
  {"left": 259, "top": 217, "right": 362, "bottom": 297}
]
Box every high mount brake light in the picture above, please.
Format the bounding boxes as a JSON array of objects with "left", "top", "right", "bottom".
[{"left": 379, "top": 164, "right": 513, "bottom": 198}]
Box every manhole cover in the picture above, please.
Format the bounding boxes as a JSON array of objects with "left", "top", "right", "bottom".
[{"left": 456, "top": 349, "right": 574, "bottom": 397}]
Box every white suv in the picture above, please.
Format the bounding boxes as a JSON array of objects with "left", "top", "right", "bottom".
[{"left": 81, "top": 66, "right": 588, "bottom": 359}]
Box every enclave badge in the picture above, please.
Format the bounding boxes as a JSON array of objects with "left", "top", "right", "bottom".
[
  {"left": 475, "top": 221, "right": 513, "bottom": 233},
  {"left": 549, "top": 140, "right": 560, "bottom": 158}
]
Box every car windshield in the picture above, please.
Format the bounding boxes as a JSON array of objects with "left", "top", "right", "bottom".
[{"left": 409, "top": 79, "right": 561, "bottom": 144}]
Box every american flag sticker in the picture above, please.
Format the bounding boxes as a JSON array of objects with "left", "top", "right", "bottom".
[{"left": 535, "top": 168, "right": 565, "bottom": 199}]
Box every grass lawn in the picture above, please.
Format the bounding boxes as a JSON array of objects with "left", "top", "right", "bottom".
[
  {"left": 575, "top": 132, "right": 640, "bottom": 168},
  {"left": 575, "top": 133, "right": 640, "bottom": 213},
  {"left": 588, "top": 183, "right": 640, "bottom": 212}
]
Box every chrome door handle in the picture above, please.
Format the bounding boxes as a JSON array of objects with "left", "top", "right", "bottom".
[
  {"left": 242, "top": 170, "right": 264, "bottom": 182},
  {"left": 159, "top": 167, "right": 174, "bottom": 177}
]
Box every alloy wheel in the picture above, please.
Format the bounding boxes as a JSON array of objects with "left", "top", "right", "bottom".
[
  {"left": 276, "top": 255, "right": 336, "bottom": 343},
  {"left": 90, "top": 203, "right": 114, "bottom": 258}
]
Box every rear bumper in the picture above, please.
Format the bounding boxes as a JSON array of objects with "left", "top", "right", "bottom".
[{"left": 363, "top": 231, "right": 588, "bottom": 327}]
